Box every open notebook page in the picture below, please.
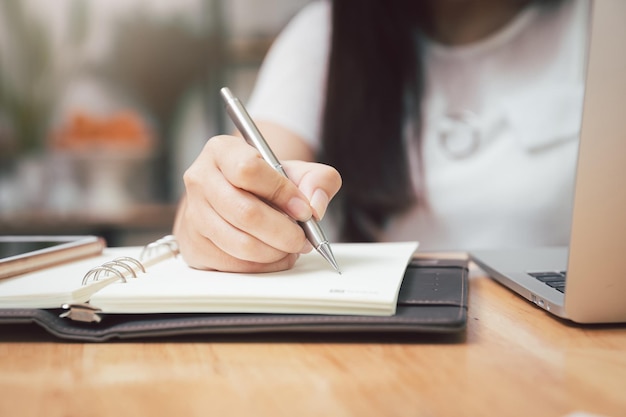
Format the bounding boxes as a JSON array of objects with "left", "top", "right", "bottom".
[
  {"left": 91, "top": 242, "right": 418, "bottom": 316},
  {"left": 0, "top": 251, "right": 133, "bottom": 308}
]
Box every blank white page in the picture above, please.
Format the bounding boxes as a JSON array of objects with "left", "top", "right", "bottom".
[{"left": 91, "top": 242, "right": 419, "bottom": 316}]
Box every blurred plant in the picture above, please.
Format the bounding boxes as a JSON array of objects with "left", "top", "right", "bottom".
[
  {"left": 102, "top": 13, "right": 220, "bottom": 137},
  {"left": 0, "top": 0, "right": 89, "bottom": 156},
  {"left": 100, "top": 8, "right": 222, "bottom": 199}
]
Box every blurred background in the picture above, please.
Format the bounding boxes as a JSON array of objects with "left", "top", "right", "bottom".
[{"left": 0, "top": 0, "right": 311, "bottom": 245}]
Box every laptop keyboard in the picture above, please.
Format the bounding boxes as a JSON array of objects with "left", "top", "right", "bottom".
[{"left": 528, "top": 271, "right": 567, "bottom": 293}]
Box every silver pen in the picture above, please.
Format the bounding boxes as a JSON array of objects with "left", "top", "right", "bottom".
[{"left": 220, "top": 87, "right": 341, "bottom": 274}]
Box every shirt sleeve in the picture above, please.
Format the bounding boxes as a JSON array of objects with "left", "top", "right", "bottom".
[{"left": 246, "top": 0, "right": 331, "bottom": 151}]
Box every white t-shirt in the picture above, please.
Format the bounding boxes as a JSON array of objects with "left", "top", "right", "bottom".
[{"left": 248, "top": 0, "right": 590, "bottom": 250}]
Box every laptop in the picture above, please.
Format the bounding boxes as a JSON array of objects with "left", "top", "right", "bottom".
[{"left": 470, "top": 0, "right": 626, "bottom": 324}]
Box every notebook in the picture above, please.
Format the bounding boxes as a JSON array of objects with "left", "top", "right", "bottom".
[
  {"left": 0, "top": 236, "right": 470, "bottom": 341},
  {"left": 471, "top": 0, "right": 626, "bottom": 324},
  {"left": 0, "top": 236, "right": 417, "bottom": 316}
]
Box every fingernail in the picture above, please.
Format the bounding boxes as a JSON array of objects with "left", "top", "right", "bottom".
[
  {"left": 287, "top": 197, "right": 312, "bottom": 221},
  {"left": 310, "top": 189, "right": 329, "bottom": 219}
]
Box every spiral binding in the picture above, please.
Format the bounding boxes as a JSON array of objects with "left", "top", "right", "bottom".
[
  {"left": 80, "top": 235, "right": 179, "bottom": 286},
  {"left": 139, "top": 234, "right": 179, "bottom": 262},
  {"left": 81, "top": 256, "right": 146, "bottom": 286},
  {"left": 63, "top": 235, "right": 180, "bottom": 322}
]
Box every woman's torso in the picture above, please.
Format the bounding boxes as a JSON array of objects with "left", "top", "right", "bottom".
[{"left": 248, "top": 0, "right": 590, "bottom": 250}]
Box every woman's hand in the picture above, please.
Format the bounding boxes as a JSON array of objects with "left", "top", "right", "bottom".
[{"left": 173, "top": 134, "right": 341, "bottom": 273}]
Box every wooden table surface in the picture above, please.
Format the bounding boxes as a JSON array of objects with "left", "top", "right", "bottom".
[{"left": 1, "top": 263, "right": 625, "bottom": 417}]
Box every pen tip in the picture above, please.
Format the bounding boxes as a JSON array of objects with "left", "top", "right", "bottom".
[{"left": 316, "top": 242, "right": 341, "bottom": 274}]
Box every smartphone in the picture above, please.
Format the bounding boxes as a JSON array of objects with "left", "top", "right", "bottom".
[{"left": 0, "top": 235, "right": 106, "bottom": 280}]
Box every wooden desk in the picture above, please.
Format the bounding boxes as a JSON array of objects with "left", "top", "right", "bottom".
[{"left": 0, "top": 265, "right": 625, "bottom": 417}]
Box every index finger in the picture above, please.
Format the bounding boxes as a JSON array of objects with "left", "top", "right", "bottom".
[{"left": 210, "top": 135, "right": 314, "bottom": 222}]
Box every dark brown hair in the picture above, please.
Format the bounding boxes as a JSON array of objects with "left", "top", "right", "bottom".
[
  {"left": 319, "top": 0, "right": 562, "bottom": 242},
  {"left": 320, "top": 0, "right": 425, "bottom": 242}
]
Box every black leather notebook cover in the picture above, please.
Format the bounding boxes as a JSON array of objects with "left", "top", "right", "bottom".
[{"left": 0, "top": 258, "right": 468, "bottom": 342}]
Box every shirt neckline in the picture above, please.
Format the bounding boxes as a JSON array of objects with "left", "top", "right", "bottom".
[{"left": 421, "top": 4, "right": 541, "bottom": 60}]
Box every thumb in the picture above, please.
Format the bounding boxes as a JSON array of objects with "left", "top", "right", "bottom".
[
  {"left": 309, "top": 188, "right": 330, "bottom": 220},
  {"left": 283, "top": 161, "right": 342, "bottom": 220}
]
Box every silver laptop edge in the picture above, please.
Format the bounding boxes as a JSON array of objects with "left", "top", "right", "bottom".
[
  {"left": 471, "top": 248, "right": 569, "bottom": 319},
  {"left": 472, "top": 0, "right": 626, "bottom": 324},
  {"left": 563, "top": 0, "right": 626, "bottom": 323}
]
